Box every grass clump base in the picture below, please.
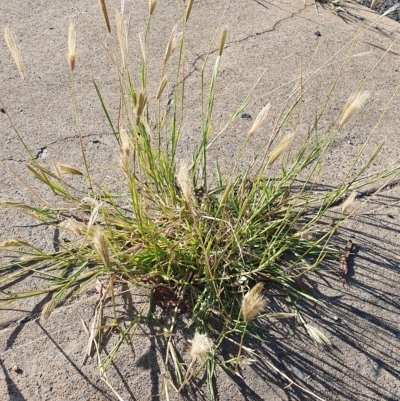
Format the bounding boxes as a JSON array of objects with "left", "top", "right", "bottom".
[{"left": 1, "top": 1, "right": 400, "bottom": 399}]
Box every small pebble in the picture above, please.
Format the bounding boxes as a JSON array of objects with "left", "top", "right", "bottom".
[
  {"left": 13, "top": 365, "right": 23, "bottom": 374},
  {"left": 241, "top": 113, "right": 252, "bottom": 119}
]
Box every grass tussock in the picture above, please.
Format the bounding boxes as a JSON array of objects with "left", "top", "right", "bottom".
[{"left": 1, "top": 1, "right": 400, "bottom": 400}]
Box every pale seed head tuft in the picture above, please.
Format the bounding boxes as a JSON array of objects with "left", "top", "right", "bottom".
[
  {"left": 247, "top": 104, "right": 271, "bottom": 138},
  {"left": 156, "top": 75, "right": 168, "bottom": 100},
  {"left": 119, "top": 128, "right": 132, "bottom": 177},
  {"left": 98, "top": 0, "right": 111, "bottom": 33},
  {"left": 190, "top": 333, "right": 213, "bottom": 363},
  {"left": 219, "top": 27, "right": 227, "bottom": 57},
  {"left": 304, "top": 323, "right": 330, "bottom": 346},
  {"left": 185, "top": 0, "right": 194, "bottom": 22},
  {"left": 149, "top": 0, "right": 157, "bottom": 15},
  {"left": 92, "top": 229, "right": 111, "bottom": 269},
  {"left": 115, "top": 11, "right": 127, "bottom": 69},
  {"left": 338, "top": 91, "right": 369, "bottom": 129},
  {"left": 68, "top": 23, "right": 76, "bottom": 71},
  {"left": 120, "top": 154, "right": 131, "bottom": 177},
  {"left": 42, "top": 298, "right": 56, "bottom": 320},
  {"left": 4, "top": 27, "right": 26, "bottom": 80},
  {"left": 63, "top": 218, "right": 85, "bottom": 235},
  {"left": 58, "top": 163, "right": 83, "bottom": 175},
  {"left": 119, "top": 128, "right": 131, "bottom": 156},
  {"left": 242, "top": 283, "right": 266, "bottom": 324},
  {"left": 342, "top": 191, "right": 357, "bottom": 214},
  {"left": 139, "top": 32, "right": 147, "bottom": 65},
  {"left": 136, "top": 92, "right": 148, "bottom": 125},
  {"left": 176, "top": 163, "right": 192, "bottom": 205},
  {"left": 266, "top": 133, "right": 295, "bottom": 167},
  {"left": 163, "top": 24, "right": 179, "bottom": 68}
]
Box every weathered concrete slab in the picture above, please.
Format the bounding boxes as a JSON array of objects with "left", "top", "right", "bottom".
[{"left": 1, "top": 1, "right": 400, "bottom": 400}]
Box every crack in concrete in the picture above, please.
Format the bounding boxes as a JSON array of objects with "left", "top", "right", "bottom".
[
  {"left": 0, "top": 131, "right": 113, "bottom": 164},
  {"left": 188, "top": 8, "right": 300, "bottom": 71}
]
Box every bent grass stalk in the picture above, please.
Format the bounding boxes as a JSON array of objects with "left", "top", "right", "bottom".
[{"left": 1, "top": 2, "right": 400, "bottom": 401}]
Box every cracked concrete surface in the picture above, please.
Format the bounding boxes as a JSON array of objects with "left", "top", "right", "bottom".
[{"left": 1, "top": 0, "right": 400, "bottom": 400}]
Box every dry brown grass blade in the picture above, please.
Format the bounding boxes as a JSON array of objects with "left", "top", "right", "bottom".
[
  {"left": 86, "top": 307, "right": 99, "bottom": 356},
  {"left": 98, "top": 0, "right": 111, "bottom": 33},
  {"left": 81, "top": 318, "right": 91, "bottom": 337}
]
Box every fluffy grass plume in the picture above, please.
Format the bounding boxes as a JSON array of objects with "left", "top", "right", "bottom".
[
  {"left": 266, "top": 133, "right": 295, "bottom": 167},
  {"left": 68, "top": 23, "right": 76, "bottom": 71},
  {"left": 115, "top": 11, "right": 127, "bottom": 69},
  {"left": 247, "top": 103, "right": 271, "bottom": 137},
  {"left": 190, "top": 333, "right": 213, "bottom": 363},
  {"left": 219, "top": 27, "right": 227, "bottom": 56},
  {"left": 242, "top": 283, "right": 267, "bottom": 323},
  {"left": 342, "top": 191, "right": 357, "bottom": 214},
  {"left": 149, "top": 0, "right": 157, "bottom": 15},
  {"left": 57, "top": 163, "right": 83, "bottom": 175},
  {"left": 4, "top": 27, "right": 25, "bottom": 80},
  {"left": 338, "top": 90, "right": 369, "bottom": 129}
]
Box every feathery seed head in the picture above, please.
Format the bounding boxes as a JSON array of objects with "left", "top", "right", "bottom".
[
  {"left": 163, "top": 24, "right": 179, "bottom": 68},
  {"left": 266, "top": 133, "right": 295, "bottom": 167},
  {"left": 139, "top": 31, "right": 147, "bottom": 65},
  {"left": 342, "top": 191, "right": 357, "bottom": 214},
  {"left": 149, "top": 0, "right": 157, "bottom": 15},
  {"left": 119, "top": 128, "right": 132, "bottom": 177},
  {"left": 242, "top": 283, "right": 266, "bottom": 323},
  {"left": 119, "top": 128, "right": 131, "bottom": 156},
  {"left": 4, "top": 27, "right": 26, "bottom": 80},
  {"left": 177, "top": 163, "right": 192, "bottom": 205},
  {"left": 92, "top": 229, "right": 111, "bottom": 269},
  {"left": 136, "top": 92, "right": 147, "bottom": 125},
  {"left": 219, "top": 27, "right": 227, "bottom": 57},
  {"left": 63, "top": 218, "right": 85, "bottom": 235},
  {"left": 116, "top": 11, "right": 127, "bottom": 69},
  {"left": 98, "top": 0, "right": 111, "bottom": 33},
  {"left": 190, "top": 333, "right": 213, "bottom": 362},
  {"left": 185, "top": 0, "right": 194, "bottom": 22},
  {"left": 304, "top": 323, "right": 331, "bottom": 346},
  {"left": 58, "top": 163, "right": 83, "bottom": 175},
  {"left": 68, "top": 23, "right": 76, "bottom": 71},
  {"left": 120, "top": 154, "right": 131, "bottom": 177},
  {"left": 338, "top": 91, "right": 369, "bottom": 129},
  {"left": 247, "top": 103, "right": 271, "bottom": 137},
  {"left": 156, "top": 75, "right": 168, "bottom": 100},
  {"left": 42, "top": 298, "right": 56, "bottom": 320}
]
